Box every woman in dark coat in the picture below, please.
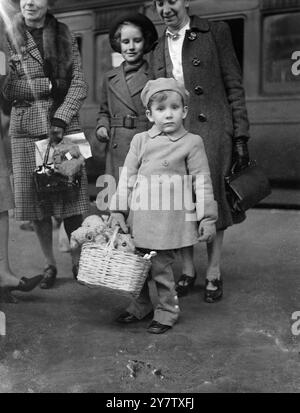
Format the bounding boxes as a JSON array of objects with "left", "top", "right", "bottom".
[
  {"left": 95, "top": 13, "right": 158, "bottom": 194},
  {"left": 150, "top": 0, "right": 250, "bottom": 302}
]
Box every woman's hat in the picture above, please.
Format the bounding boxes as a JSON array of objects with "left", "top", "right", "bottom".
[
  {"left": 109, "top": 13, "right": 158, "bottom": 54},
  {"left": 141, "top": 78, "right": 190, "bottom": 107}
]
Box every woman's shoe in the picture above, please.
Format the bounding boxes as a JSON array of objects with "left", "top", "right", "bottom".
[
  {"left": 8, "top": 274, "right": 44, "bottom": 292},
  {"left": 175, "top": 274, "right": 196, "bottom": 297},
  {"left": 40, "top": 265, "right": 57, "bottom": 289},
  {"left": 0, "top": 288, "right": 18, "bottom": 303},
  {"left": 204, "top": 278, "right": 223, "bottom": 303},
  {"left": 1, "top": 275, "right": 43, "bottom": 300}
]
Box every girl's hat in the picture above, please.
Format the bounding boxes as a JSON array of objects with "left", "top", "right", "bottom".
[
  {"left": 109, "top": 13, "right": 158, "bottom": 54},
  {"left": 141, "top": 78, "right": 190, "bottom": 107}
]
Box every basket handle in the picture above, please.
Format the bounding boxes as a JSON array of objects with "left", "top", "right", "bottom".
[
  {"left": 43, "top": 142, "right": 52, "bottom": 166},
  {"left": 106, "top": 225, "right": 120, "bottom": 250}
]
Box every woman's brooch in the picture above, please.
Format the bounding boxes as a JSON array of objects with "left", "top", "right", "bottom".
[{"left": 188, "top": 32, "right": 197, "bottom": 41}]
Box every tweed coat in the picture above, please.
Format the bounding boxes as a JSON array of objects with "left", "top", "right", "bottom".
[
  {"left": 111, "top": 124, "right": 218, "bottom": 250},
  {"left": 149, "top": 16, "right": 250, "bottom": 230},
  {"left": 2, "top": 20, "right": 89, "bottom": 221},
  {"left": 0, "top": 122, "right": 14, "bottom": 212},
  {"left": 95, "top": 61, "right": 151, "bottom": 183},
  {"left": 3, "top": 30, "right": 88, "bottom": 138},
  {"left": 0, "top": 71, "right": 13, "bottom": 212}
]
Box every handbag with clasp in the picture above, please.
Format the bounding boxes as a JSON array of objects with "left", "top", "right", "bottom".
[
  {"left": 33, "top": 143, "right": 81, "bottom": 195},
  {"left": 225, "top": 160, "right": 272, "bottom": 213}
]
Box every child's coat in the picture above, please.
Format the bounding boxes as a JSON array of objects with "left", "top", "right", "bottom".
[{"left": 111, "top": 124, "right": 217, "bottom": 250}]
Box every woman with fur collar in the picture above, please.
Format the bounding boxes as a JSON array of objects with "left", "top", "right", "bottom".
[{"left": 2, "top": 0, "right": 89, "bottom": 289}]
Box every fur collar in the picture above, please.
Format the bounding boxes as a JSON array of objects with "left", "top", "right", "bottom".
[{"left": 9, "top": 12, "right": 73, "bottom": 80}]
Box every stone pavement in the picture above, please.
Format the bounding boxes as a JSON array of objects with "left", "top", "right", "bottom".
[{"left": 0, "top": 208, "right": 299, "bottom": 393}]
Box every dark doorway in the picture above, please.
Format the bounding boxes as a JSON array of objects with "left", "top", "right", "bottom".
[{"left": 213, "top": 18, "right": 244, "bottom": 73}]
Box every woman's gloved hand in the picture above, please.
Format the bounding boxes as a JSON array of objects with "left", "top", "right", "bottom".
[
  {"left": 232, "top": 137, "right": 250, "bottom": 172},
  {"left": 108, "top": 212, "right": 128, "bottom": 233},
  {"left": 96, "top": 127, "right": 110, "bottom": 143},
  {"left": 49, "top": 125, "right": 64, "bottom": 146}
]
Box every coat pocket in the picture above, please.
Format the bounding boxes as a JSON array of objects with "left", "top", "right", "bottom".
[{"left": 10, "top": 101, "right": 50, "bottom": 137}]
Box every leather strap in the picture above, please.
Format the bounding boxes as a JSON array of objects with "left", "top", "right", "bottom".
[{"left": 110, "top": 115, "right": 148, "bottom": 129}]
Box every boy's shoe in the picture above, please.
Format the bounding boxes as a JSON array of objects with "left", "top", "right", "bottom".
[
  {"left": 175, "top": 274, "right": 196, "bottom": 297},
  {"left": 116, "top": 311, "right": 140, "bottom": 324},
  {"left": 204, "top": 277, "right": 223, "bottom": 303},
  {"left": 147, "top": 320, "right": 171, "bottom": 334}
]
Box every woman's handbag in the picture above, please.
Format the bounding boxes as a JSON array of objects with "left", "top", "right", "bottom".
[
  {"left": 225, "top": 161, "right": 271, "bottom": 213},
  {"left": 33, "top": 143, "right": 81, "bottom": 195}
]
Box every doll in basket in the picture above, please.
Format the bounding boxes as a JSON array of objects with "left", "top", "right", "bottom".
[{"left": 109, "top": 78, "right": 218, "bottom": 334}]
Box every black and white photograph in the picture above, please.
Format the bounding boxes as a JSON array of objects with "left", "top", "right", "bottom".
[{"left": 0, "top": 0, "right": 299, "bottom": 397}]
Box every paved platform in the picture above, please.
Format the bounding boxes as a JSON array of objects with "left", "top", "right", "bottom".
[
  {"left": 259, "top": 188, "right": 300, "bottom": 209},
  {"left": 0, "top": 208, "right": 299, "bottom": 393}
]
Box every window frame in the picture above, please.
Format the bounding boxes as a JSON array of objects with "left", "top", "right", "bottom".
[{"left": 261, "top": 10, "right": 300, "bottom": 96}]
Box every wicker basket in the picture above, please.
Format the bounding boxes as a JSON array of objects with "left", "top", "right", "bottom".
[{"left": 77, "top": 227, "right": 152, "bottom": 298}]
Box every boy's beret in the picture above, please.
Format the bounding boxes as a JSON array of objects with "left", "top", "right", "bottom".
[{"left": 141, "top": 78, "right": 189, "bottom": 107}]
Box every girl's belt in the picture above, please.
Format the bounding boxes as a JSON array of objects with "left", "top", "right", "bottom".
[{"left": 110, "top": 115, "right": 148, "bottom": 129}]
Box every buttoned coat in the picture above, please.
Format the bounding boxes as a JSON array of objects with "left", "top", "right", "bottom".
[
  {"left": 149, "top": 16, "right": 250, "bottom": 230},
  {"left": 111, "top": 125, "right": 218, "bottom": 250},
  {"left": 3, "top": 30, "right": 88, "bottom": 138},
  {"left": 95, "top": 62, "right": 151, "bottom": 182}
]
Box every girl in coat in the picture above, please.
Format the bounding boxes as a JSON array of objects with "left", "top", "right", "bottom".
[{"left": 95, "top": 13, "right": 158, "bottom": 190}]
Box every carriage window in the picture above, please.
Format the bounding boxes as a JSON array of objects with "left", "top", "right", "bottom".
[
  {"left": 75, "top": 36, "right": 82, "bottom": 55},
  {"left": 262, "top": 12, "right": 300, "bottom": 94},
  {"left": 224, "top": 19, "right": 244, "bottom": 73},
  {"left": 211, "top": 18, "right": 244, "bottom": 73}
]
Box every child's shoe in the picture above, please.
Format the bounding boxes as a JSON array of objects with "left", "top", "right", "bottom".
[
  {"left": 147, "top": 320, "right": 171, "bottom": 334},
  {"left": 116, "top": 311, "right": 140, "bottom": 323}
]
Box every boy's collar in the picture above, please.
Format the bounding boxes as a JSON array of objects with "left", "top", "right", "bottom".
[{"left": 148, "top": 124, "right": 188, "bottom": 141}]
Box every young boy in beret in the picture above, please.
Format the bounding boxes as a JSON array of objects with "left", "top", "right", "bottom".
[{"left": 110, "top": 77, "right": 217, "bottom": 334}]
